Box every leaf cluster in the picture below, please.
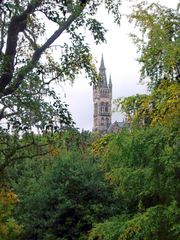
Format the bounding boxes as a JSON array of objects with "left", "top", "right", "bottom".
[
  {"left": 115, "top": 80, "right": 180, "bottom": 128},
  {"left": 0, "top": 189, "right": 22, "bottom": 240},
  {"left": 129, "top": 2, "right": 180, "bottom": 89}
]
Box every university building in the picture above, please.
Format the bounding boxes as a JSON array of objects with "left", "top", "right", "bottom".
[{"left": 93, "top": 55, "right": 126, "bottom": 134}]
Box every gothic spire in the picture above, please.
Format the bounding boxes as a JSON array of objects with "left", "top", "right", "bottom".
[
  {"left": 99, "top": 54, "right": 107, "bottom": 87},
  {"left": 99, "top": 54, "right": 106, "bottom": 71}
]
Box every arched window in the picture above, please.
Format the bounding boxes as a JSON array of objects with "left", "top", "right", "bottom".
[
  {"left": 105, "top": 102, "right": 109, "bottom": 112},
  {"left": 100, "top": 102, "right": 105, "bottom": 113}
]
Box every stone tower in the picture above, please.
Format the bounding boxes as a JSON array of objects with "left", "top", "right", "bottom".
[{"left": 93, "top": 55, "right": 112, "bottom": 133}]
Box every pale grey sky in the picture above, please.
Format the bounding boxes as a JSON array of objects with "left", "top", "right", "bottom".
[{"left": 57, "top": 0, "right": 178, "bottom": 131}]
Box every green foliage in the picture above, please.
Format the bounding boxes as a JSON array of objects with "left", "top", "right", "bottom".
[
  {"left": 89, "top": 125, "right": 180, "bottom": 239},
  {"left": 129, "top": 2, "right": 180, "bottom": 89},
  {"left": 90, "top": 203, "right": 180, "bottom": 240},
  {"left": 3, "top": 114, "right": 179, "bottom": 240},
  {"left": 114, "top": 94, "right": 149, "bottom": 127},
  {"left": 118, "top": 203, "right": 180, "bottom": 240},
  {"left": 1, "top": 3, "right": 179, "bottom": 240},
  {"left": 91, "top": 133, "right": 114, "bottom": 157},
  {"left": 0, "top": 129, "right": 56, "bottom": 180},
  {"left": 89, "top": 215, "right": 129, "bottom": 240},
  {"left": 115, "top": 80, "right": 180, "bottom": 127},
  {"left": 8, "top": 130, "right": 117, "bottom": 240}
]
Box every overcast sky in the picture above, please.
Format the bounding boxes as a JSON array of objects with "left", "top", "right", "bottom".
[{"left": 56, "top": 0, "right": 178, "bottom": 131}]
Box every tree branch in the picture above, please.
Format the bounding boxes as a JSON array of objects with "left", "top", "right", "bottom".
[
  {"left": 31, "top": 14, "right": 79, "bottom": 64},
  {"left": 0, "top": 14, "right": 5, "bottom": 55},
  {"left": 0, "top": 106, "right": 6, "bottom": 120},
  {"left": 2, "top": 11, "right": 82, "bottom": 96},
  {"left": 0, "top": 110, "right": 18, "bottom": 120},
  {"left": 23, "top": 29, "right": 38, "bottom": 50}
]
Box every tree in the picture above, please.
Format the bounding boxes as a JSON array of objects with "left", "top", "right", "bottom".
[
  {"left": 115, "top": 81, "right": 180, "bottom": 127},
  {"left": 89, "top": 126, "right": 180, "bottom": 240},
  {"left": 114, "top": 94, "right": 150, "bottom": 127},
  {"left": 0, "top": 0, "right": 121, "bottom": 127},
  {"left": 114, "top": 2, "right": 180, "bottom": 128},
  {"left": 129, "top": 2, "right": 180, "bottom": 89}
]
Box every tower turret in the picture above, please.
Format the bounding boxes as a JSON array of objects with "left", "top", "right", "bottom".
[{"left": 93, "top": 55, "right": 112, "bottom": 134}]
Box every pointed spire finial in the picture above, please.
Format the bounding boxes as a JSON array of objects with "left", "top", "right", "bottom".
[
  {"left": 99, "top": 54, "right": 107, "bottom": 87},
  {"left": 99, "top": 54, "right": 106, "bottom": 70}
]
